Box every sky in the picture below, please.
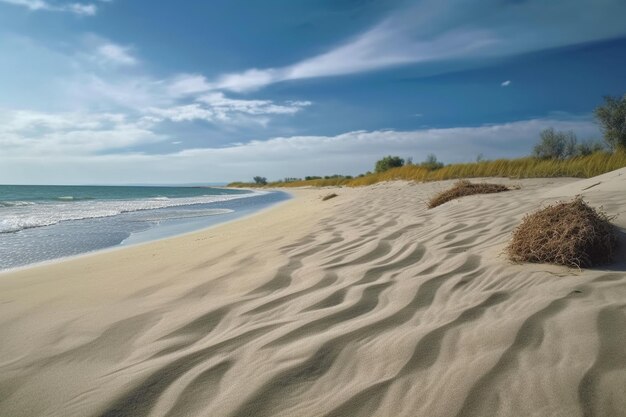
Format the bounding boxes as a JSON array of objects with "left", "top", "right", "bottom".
[{"left": 1, "top": 0, "right": 625, "bottom": 184}]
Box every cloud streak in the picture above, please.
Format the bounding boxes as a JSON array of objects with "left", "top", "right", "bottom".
[
  {"left": 146, "top": 93, "right": 310, "bottom": 125},
  {"left": 0, "top": 0, "right": 97, "bottom": 15},
  {"left": 208, "top": 0, "right": 626, "bottom": 92}
]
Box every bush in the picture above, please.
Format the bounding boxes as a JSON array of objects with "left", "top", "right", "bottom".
[
  {"left": 576, "top": 140, "right": 605, "bottom": 157},
  {"left": 507, "top": 197, "right": 618, "bottom": 267},
  {"left": 428, "top": 180, "right": 510, "bottom": 208},
  {"left": 594, "top": 94, "right": 626, "bottom": 150},
  {"left": 375, "top": 156, "right": 404, "bottom": 173},
  {"left": 253, "top": 176, "right": 267, "bottom": 185},
  {"left": 533, "top": 128, "right": 578, "bottom": 159},
  {"left": 420, "top": 154, "right": 444, "bottom": 170}
]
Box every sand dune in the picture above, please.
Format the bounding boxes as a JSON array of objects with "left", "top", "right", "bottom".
[{"left": 1, "top": 172, "right": 625, "bottom": 417}]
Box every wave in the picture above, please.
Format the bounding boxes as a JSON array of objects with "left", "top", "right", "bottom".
[
  {"left": 0, "top": 201, "right": 36, "bottom": 207},
  {"left": 0, "top": 191, "right": 266, "bottom": 234},
  {"left": 55, "top": 196, "right": 96, "bottom": 201}
]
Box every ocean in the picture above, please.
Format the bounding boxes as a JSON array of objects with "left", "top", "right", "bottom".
[{"left": 0, "top": 185, "right": 289, "bottom": 270}]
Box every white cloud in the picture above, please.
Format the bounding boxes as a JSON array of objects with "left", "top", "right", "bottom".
[
  {"left": 0, "top": 0, "right": 97, "bottom": 15},
  {"left": 147, "top": 93, "right": 311, "bottom": 125},
  {"left": 0, "top": 34, "right": 313, "bottom": 132},
  {"left": 0, "top": 116, "right": 601, "bottom": 184},
  {"left": 0, "top": 110, "right": 162, "bottom": 156},
  {"left": 166, "top": 74, "right": 212, "bottom": 97},
  {"left": 501, "top": 80, "right": 511, "bottom": 87},
  {"left": 198, "top": 92, "right": 310, "bottom": 115},
  {"left": 76, "top": 35, "right": 139, "bottom": 67},
  {"left": 215, "top": 68, "right": 280, "bottom": 93},
  {"left": 147, "top": 104, "right": 215, "bottom": 123},
  {"left": 96, "top": 43, "right": 137, "bottom": 66},
  {"left": 66, "top": 2, "right": 95, "bottom": 15}
]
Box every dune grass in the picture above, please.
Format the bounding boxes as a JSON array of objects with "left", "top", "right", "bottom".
[
  {"left": 227, "top": 150, "right": 626, "bottom": 188},
  {"left": 507, "top": 197, "right": 618, "bottom": 268},
  {"left": 428, "top": 180, "right": 510, "bottom": 208}
]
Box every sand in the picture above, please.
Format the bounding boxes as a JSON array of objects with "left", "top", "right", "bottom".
[{"left": 1, "top": 170, "right": 625, "bottom": 417}]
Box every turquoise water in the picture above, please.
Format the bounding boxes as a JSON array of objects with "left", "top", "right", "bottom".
[
  {"left": 0, "top": 185, "right": 288, "bottom": 269},
  {"left": 0, "top": 184, "right": 249, "bottom": 204}
]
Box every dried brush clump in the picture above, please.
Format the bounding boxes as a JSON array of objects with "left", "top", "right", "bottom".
[
  {"left": 428, "top": 180, "right": 510, "bottom": 208},
  {"left": 321, "top": 193, "right": 338, "bottom": 201},
  {"left": 507, "top": 197, "right": 618, "bottom": 268}
]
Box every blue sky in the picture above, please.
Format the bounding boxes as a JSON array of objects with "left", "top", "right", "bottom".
[{"left": 1, "top": 0, "right": 625, "bottom": 184}]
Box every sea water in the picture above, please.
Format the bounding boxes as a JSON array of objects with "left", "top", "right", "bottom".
[{"left": 0, "top": 185, "right": 289, "bottom": 270}]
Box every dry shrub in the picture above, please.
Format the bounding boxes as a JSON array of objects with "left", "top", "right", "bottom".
[
  {"left": 507, "top": 197, "right": 618, "bottom": 268},
  {"left": 428, "top": 180, "right": 510, "bottom": 208},
  {"left": 322, "top": 193, "right": 338, "bottom": 201}
]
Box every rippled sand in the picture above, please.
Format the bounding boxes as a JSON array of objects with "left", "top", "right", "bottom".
[{"left": 1, "top": 170, "right": 625, "bottom": 417}]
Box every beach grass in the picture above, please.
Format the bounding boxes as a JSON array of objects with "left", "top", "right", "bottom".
[{"left": 228, "top": 149, "right": 626, "bottom": 188}]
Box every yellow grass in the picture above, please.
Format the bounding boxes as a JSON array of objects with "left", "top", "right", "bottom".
[{"left": 228, "top": 150, "right": 626, "bottom": 188}]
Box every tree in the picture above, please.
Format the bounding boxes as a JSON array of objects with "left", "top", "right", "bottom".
[
  {"left": 420, "top": 154, "right": 444, "bottom": 170},
  {"left": 375, "top": 155, "right": 404, "bottom": 173},
  {"left": 594, "top": 94, "right": 626, "bottom": 150},
  {"left": 533, "top": 128, "right": 577, "bottom": 159},
  {"left": 253, "top": 176, "right": 267, "bottom": 185},
  {"left": 576, "top": 140, "right": 605, "bottom": 157}
]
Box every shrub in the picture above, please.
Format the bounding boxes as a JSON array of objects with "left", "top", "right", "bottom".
[
  {"left": 428, "top": 180, "right": 510, "bottom": 208},
  {"left": 253, "top": 176, "right": 267, "bottom": 185},
  {"left": 576, "top": 140, "right": 605, "bottom": 157},
  {"left": 507, "top": 197, "right": 618, "bottom": 268},
  {"left": 420, "top": 154, "right": 444, "bottom": 170},
  {"left": 533, "top": 128, "right": 578, "bottom": 159},
  {"left": 594, "top": 94, "right": 626, "bottom": 150},
  {"left": 375, "top": 156, "right": 404, "bottom": 173}
]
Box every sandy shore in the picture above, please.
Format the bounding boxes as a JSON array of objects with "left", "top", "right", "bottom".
[{"left": 1, "top": 170, "right": 625, "bottom": 417}]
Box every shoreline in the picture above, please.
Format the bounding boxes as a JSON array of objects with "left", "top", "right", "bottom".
[
  {"left": 0, "top": 190, "right": 294, "bottom": 276},
  {"left": 1, "top": 175, "right": 625, "bottom": 417},
  {"left": 0, "top": 189, "right": 290, "bottom": 273}
]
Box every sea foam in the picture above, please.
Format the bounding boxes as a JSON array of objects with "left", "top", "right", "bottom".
[{"left": 0, "top": 191, "right": 265, "bottom": 234}]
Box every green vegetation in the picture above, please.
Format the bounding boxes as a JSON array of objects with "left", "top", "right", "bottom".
[
  {"left": 595, "top": 94, "right": 626, "bottom": 150},
  {"left": 419, "top": 154, "right": 444, "bottom": 170},
  {"left": 375, "top": 155, "right": 404, "bottom": 173},
  {"left": 533, "top": 128, "right": 604, "bottom": 159},
  {"left": 253, "top": 176, "right": 267, "bottom": 185},
  {"left": 532, "top": 128, "right": 578, "bottom": 159}
]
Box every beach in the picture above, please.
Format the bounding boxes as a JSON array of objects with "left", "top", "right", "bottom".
[{"left": 1, "top": 171, "right": 625, "bottom": 417}]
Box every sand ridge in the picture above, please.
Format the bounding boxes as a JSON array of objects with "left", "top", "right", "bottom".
[{"left": 0, "top": 173, "right": 625, "bottom": 417}]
